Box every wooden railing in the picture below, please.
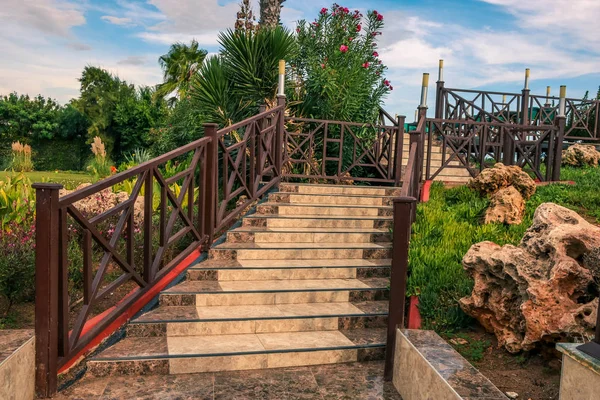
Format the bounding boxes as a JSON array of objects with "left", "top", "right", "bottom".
[
  {"left": 437, "top": 86, "right": 599, "bottom": 141},
  {"left": 34, "top": 98, "right": 286, "bottom": 397},
  {"left": 283, "top": 110, "right": 404, "bottom": 184},
  {"left": 383, "top": 108, "right": 424, "bottom": 380},
  {"left": 424, "top": 118, "right": 563, "bottom": 182}
]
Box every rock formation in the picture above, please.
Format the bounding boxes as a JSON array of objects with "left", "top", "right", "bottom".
[
  {"left": 460, "top": 203, "right": 600, "bottom": 353},
  {"left": 469, "top": 163, "right": 536, "bottom": 200},
  {"left": 484, "top": 186, "right": 525, "bottom": 225},
  {"left": 468, "top": 163, "right": 536, "bottom": 225},
  {"left": 562, "top": 144, "right": 600, "bottom": 167}
]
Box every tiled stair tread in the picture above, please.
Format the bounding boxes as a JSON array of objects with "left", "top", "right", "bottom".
[
  {"left": 212, "top": 242, "right": 392, "bottom": 250},
  {"left": 91, "top": 329, "right": 386, "bottom": 361},
  {"left": 244, "top": 214, "right": 392, "bottom": 220},
  {"left": 280, "top": 183, "right": 399, "bottom": 190},
  {"left": 274, "top": 192, "right": 397, "bottom": 199},
  {"left": 259, "top": 202, "right": 392, "bottom": 210},
  {"left": 189, "top": 259, "right": 391, "bottom": 270},
  {"left": 230, "top": 227, "right": 390, "bottom": 234},
  {"left": 132, "top": 301, "right": 389, "bottom": 324},
  {"left": 162, "top": 278, "right": 389, "bottom": 294}
]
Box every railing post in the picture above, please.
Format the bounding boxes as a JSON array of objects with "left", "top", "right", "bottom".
[
  {"left": 521, "top": 68, "right": 530, "bottom": 125},
  {"left": 502, "top": 126, "right": 514, "bottom": 166},
  {"left": 552, "top": 116, "right": 566, "bottom": 181},
  {"left": 33, "top": 183, "right": 63, "bottom": 398},
  {"left": 384, "top": 196, "right": 417, "bottom": 381},
  {"left": 203, "top": 123, "right": 219, "bottom": 249},
  {"left": 435, "top": 59, "right": 444, "bottom": 119},
  {"left": 593, "top": 99, "right": 600, "bottom": 139},
  {"left": 416, "top": 106, "right": 427, "bottom": 186},
  {"left": 276, "top": 95, "right": 286, "bottom": 178},
  {"left": 394, "top": 115, "right": 406, "bottom": 186}
]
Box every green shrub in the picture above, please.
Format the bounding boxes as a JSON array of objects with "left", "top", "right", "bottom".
[
  {"left": 0, "top": 218, "right": 35, "bottom": 316},
  {"left": 0, "top": 173, "right": 35, "bottom": 228}
]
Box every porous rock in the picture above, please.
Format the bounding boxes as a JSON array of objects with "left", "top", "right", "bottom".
[
  {"left": 468, "top": 163, "right": 536, "bottom": 200},
  {"left": 460, "top": 203, "right": 600, "bottom": 353},
  {"left": 562, "top": 143, "right": 600, "bottom": 167},
  {"left": 484, "top": 186, "right": 525, "bottom": 225}
]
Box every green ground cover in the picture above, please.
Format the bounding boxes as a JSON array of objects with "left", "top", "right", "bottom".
[
  {"left": 408, "top": 166, "right": 600, "bottom": 331},
  {"left": 0, "top": 171, "right": 92, "bottom": 190}
]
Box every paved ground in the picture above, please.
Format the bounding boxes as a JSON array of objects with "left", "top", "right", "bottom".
[{"left": 56, "top": 360, "right": 401, "bottom": 399}]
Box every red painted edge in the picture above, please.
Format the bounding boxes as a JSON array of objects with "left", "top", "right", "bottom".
[
  {"left": 420, "top": 180, "right": 432, "bottom": 202},
  {"left": 58, "top": 248, "right": 202, "bottom": 374},
  {"left": 406, "top": 295, "right": 422, "bottom": 329}
]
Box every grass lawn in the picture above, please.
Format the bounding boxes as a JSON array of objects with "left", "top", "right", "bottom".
[
  {"left": 0, "top": 170, "right": 92, "bottom": 190},
  {"left": 408, "top": 166, "right": 600, "bottom": 331}
]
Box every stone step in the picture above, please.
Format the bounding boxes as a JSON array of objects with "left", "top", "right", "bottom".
[
  {"left": 86, "top": 329, "right": 386, "bottom": 376},
  {"left": 159, "top": 278, "right": 389, "bottom": 306},
  {"left": 126, "top": 301, "right": 388, "bottom": 337},
  {"left": 269, "top": 192, "right": 395, "bottom": 206},
  {"left": 256, "top": 203, "right": 393, "bottom": 217},
  {"left": 243, "top": 214, "right": 392, "bottom": 229},
  {"left": 187, "top": 259, "right": 391, "bottom": 281},
  {"left": 227, "top": 227, "right": 390, "bottom": 244},
  {"left": 278, "top": 183, "right": 400, "bottom": 196},
  {"left": 209, "top": 242, "right": 392, "bottom": 261}
]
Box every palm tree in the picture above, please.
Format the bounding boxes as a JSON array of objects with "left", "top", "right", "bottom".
[
  {"left": 259, "top": 0, "right": 285, "bottom": 29},
  {"left": 156, "top": 40, "right": 208, "bottom": 104}
]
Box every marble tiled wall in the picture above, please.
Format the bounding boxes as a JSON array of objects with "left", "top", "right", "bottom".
[
  {"left": 392, "top": 329, "right": 507, "bottom": 400},
  {"left": 557, "top": 343, "right": 600, "bottom": 400},
  {"left": 0, "top": 330, "right": 35, "bottom": 400}
]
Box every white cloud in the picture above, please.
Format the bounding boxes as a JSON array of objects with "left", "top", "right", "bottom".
[
  {"left": 136, "top": 0, "right": 239, "bottom": 45},
  {"left": 117, "top": 56, "right": 148, "bottom": 66},
  {"left": 101, "top": 16, "right": 135, "bottom": 26},
  {"left": 0, "top": 0, "right": 85, "bottom": 38}
]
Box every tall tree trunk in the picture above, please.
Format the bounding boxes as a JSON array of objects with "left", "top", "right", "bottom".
[{"left": 259, "top": 0, "right": 284, "bottom": 29}]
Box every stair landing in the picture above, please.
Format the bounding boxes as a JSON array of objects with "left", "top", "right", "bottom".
[{"left": 86, "top": 183, "right": 395, "bottom": 377}]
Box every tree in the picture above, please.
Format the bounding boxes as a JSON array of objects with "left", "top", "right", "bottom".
[
  {"left": 76, "top": 66, "right": 167, "bottom": 162},
  {"left": 259, "top": 0, "right": 285, "bottom": 29},
  {"left": 0, "top": 93, "right": 62, "bottom": 141},
  {"left": 156, "top": 40, "right": 208, "bottom": 104}
]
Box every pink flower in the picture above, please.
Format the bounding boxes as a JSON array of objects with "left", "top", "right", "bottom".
[
  {"left": 342, "top": 7, "right": 349, "bottom": 13},
  {"left": 348, "top": 37, "right": 353, "bottom": 41},
  {"left": 356, "top": 25, "right": 361, "bottom": 32},
  {"left": 362, "top": 62, "right": 370, "bottom": 68},
  {"left": 321, "top": 63, "right": 325, "bottom": 69},
  {"left": 320, "top": 7, "right": 328, "bottom": 14},
  {"left": 377, "top": 14, "right": 384, "bottom": 21},
  {"left": 296, "top": 28, "right": 300, "bottom": 33},
  {"left": 312, "top": 22, "right": 319, "bottom": 27},
  {"left": 384, "top": 80, "right": 390, "bottom": 86},
  {"left": 372, "top": 51, "right": 379, "bottom": 57},
  {"left": 389, "top": 86, "right": 394, "bottom": 90},
  {"left": 339, "top": 44, "right": 348, "bottom": 53}
]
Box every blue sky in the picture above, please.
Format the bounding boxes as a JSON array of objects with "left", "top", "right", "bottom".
[{"left": 1, "top": 0, "right": 599, "bottom": 117}]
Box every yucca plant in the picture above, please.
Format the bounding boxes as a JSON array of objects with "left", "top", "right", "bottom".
[{"left": 191, "top": 26, "right": 296, "bottom": 128}]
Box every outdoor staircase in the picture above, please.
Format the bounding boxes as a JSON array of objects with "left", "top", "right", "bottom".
[
  {"left": 86, "top": 183, "right": 397, "bottom": 376},
  {"left": 401, "top": 135, "right": 472, "bottom": 184}
]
